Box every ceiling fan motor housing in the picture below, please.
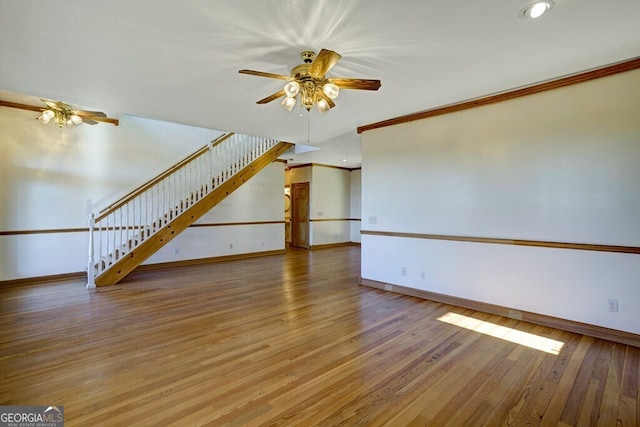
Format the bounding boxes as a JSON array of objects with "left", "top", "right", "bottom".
[
  {"left": 300, "top": 50, "right": 316, "bottom": 63},
  {"left": 291, "top": 63, "right": 312, "bottom": 78},
  {"left": 290, "top": 62, "right": 323, "bottom": 110}
]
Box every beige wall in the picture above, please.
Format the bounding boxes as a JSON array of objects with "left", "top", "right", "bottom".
[
  {"left": 0, "top": 108, "right": 285, "bottom": 281},
  {"left": 286, "top": 165, "right": 360, "bottom": 247},
  {"left": 350, "top": 169, "right": 362, "bottom": 243},
  {"left": 361, "top": 68, "right": 640, "bottom": 334}
]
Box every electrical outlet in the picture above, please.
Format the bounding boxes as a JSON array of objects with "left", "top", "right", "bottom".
[
  {"left": 368, "top": 216, "right": 377, "bottom": 225},
  {"left": 229, "top": 243, "right": 233, "bottom": 249},
  {"left": 401, "top": 267, "right": 407, "bottom": 276},
  {"left": 174, "top": 248, "right": 179, "bottom": 255},
  {"left": 420, "top": 270, "right": 425, "bottom": 280},
  {"left": 607, "top": 299, "right": 618, "bottom": 313}
]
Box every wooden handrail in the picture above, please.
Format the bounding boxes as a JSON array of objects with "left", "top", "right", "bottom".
[{"left": 96, "top": 132, "right": 234, "bottom": 221}]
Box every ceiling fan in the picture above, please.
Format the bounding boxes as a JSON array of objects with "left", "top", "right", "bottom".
[
  {"left": 0, "top": 98, "right": 119, "bottom": 127},
  {"left": 37, "top": 99, "right": 108, "bottom": 128},
  {"left": 239, "top": 49, "right": 381, "bottom": 113}
]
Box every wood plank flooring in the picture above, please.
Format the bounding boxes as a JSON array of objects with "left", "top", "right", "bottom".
[{"left": 0, "top": 246, "right": 638, "bottom": 426}]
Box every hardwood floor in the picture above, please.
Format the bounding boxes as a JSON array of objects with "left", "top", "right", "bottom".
[{"left": 1, "top": 246, "right": 638, "bottom": 426}]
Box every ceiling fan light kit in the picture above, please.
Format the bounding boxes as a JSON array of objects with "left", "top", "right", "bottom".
[
  {"left": 317, "top": 98, "right": 330, "bottom": 113},
  {"left": 323, "top": 83, "right": 339, "bottom": 100},
  {"left": 38, "top": 108, "right": 83, "bottom": 128},
  {"left": 37, "top": 109, "right": 55, "bottom": 123},
  {"left": 284, "top": 81, "right": 301, "bottom": 98},
  {"left": 281, "top": 96, "right": 296, "bottom": 111},
  {"left": 0, "top": 99, "right": 119, "bottom": 127},
  {"left": 239, "top": 48, "right": 381, "bottom": 113},
  {"left": 36, "top": 99, "right": 109, "bottom": 128}
]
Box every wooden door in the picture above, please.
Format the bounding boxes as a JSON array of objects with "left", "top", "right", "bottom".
[{"left": 291, "top": 182, "right": 310, "bottom": 249}]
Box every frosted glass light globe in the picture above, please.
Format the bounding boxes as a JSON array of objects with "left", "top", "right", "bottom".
[
  {"left": 322, "top": 83, "right": 339, "bottom": 100},
  {"left": 284, "top": 81, "right": 300, "bottom": 98}
]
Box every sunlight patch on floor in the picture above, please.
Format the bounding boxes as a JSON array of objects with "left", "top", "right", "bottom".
[{"left": 438, "top": 312, "right": 564, "bottom": 355}]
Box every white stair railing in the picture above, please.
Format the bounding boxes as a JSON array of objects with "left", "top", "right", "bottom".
[{"left": 86, "top": 132, "right": 280, "bottom": 288}]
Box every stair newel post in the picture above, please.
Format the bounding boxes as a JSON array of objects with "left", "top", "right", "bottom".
[{"left": 86, "top": 213, "right": 97, "bottom": 289}]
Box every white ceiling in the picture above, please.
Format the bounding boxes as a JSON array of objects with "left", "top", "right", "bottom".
[{"left": 1, "top": 0, "right": 639, "bottom": 168}]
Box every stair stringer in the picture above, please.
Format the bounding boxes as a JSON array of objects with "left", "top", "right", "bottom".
[{"left": 95, "top": 141, "right": 294, "bottom": 286}]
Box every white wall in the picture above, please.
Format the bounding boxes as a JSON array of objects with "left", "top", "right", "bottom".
[
  {"left": 350, "top": 169, "right": 361, "bottom": 243},
  {"left": 286, "top": 165, "right": 311, "bottom": 185},
  {"left": 361, "top": 68, "right": 640, "bottom": 335},
  {"left": 0, "top": 107, "right": 285, "bottom": 281},
  {"left": 145, "top": 162, "right": 285, "bottom": 264},
  {"left": 310, "top": 166, "right": 351, "bottom": 246},
  {"left": 285, "top": 165, "right": 358, "bottom": 246}
]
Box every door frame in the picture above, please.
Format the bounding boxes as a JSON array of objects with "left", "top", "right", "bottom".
[{"left": 290, "top": 182, "right": 310, "bottom": 249}]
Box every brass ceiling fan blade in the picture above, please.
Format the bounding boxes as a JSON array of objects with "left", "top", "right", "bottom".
[
  {"left": 257, "top": 90, "right": 286, "bottom": 104},
  {"left": 328, "top": 78, "right": 382, "bottom": 91},
  {"left": 0, "top": 100, "right": 43, "bottom": 113},
  {"left": 239, "top": 69, "right": 291, "bottom": 80},
  {"left": 74, "top": 109, "right": 107, "bottom": 118},
  {"left": 309, "top": 49, "right": 342, "bottom": 78},
  {"left": 41, "top": 99, "right": 61, "bottom": 109},
  {"left": 82, "top": 116, "right": 120, "bottom": 125},
  {"left": 2, "top": 98, "right": 119, "bottom": 125},
  {"left": 42, "top": 99, "right": 107, "bottom": 118},
  {"left": 80, "top": 117, "right": 99, "bottom": 125}
]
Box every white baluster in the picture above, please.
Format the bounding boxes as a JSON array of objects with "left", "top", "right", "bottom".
[
  {"left": 233, "top": 137, "right": 238, "bottom": 174},
  {"left": 118, "top": 208, "right": 123, "bottom": 258},
  {"left": 97, "top": 218, "right": 102, "bottom": 274},
  {"left": 198, "top": 156, "right": 202, "bottom": 197},
  {"left": 242, "top": 137, "right": 246, "bottom": 168},
  {"left": 172, "top": 174, "right": 176, "bottom": 218},
  {"left": 215, "top": 145, "right": 219, "bottom": 187},
  {"left": 126, "top": 201, "right": 130, "bottom": 253},
  {"left": 161, "top": 179, "right": 165, "bottom": 222},
  {"left": 86, "top": 214, "right": 96, "bottom": 289},
  {"left": 144, "top": 192, "right": 148, "bottom": 238},
  {"left": 139, "top": 194, "right": 143, "bottom": 241},
  {"left": 106, "top": 214, "right": 110, "bottom": 267},
  {"left": 131, "top": 198, "right": 135, "bottom": 244},
  {"left": 156, "top": 185, "right": 160, "bottom": 227},
  {"left": 253, "top": 136, "right": 258, "bottom": 161}
]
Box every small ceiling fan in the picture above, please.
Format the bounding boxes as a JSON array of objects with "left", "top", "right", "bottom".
[
  {"left": 0, "top": 98, "right": 119, "bottom": 127},
  {"left": 37, "top": 99, "right": 108, "bottom": 128},
  {"left": 239, "top": 49, "right": 381, "bottom": 113}
]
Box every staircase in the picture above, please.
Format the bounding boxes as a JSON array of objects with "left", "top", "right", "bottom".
[{"left": 87, "top": 132, "right": 294, "bottom": 287}]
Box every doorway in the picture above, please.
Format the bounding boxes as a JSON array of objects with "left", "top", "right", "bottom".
[{"left": 290, "top": 182, "right": 310, "bottom": 249}]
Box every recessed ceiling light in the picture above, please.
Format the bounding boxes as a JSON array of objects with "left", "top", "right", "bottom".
[{"left": 519, "top": 1, "right": 554, "bottom": 19}]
